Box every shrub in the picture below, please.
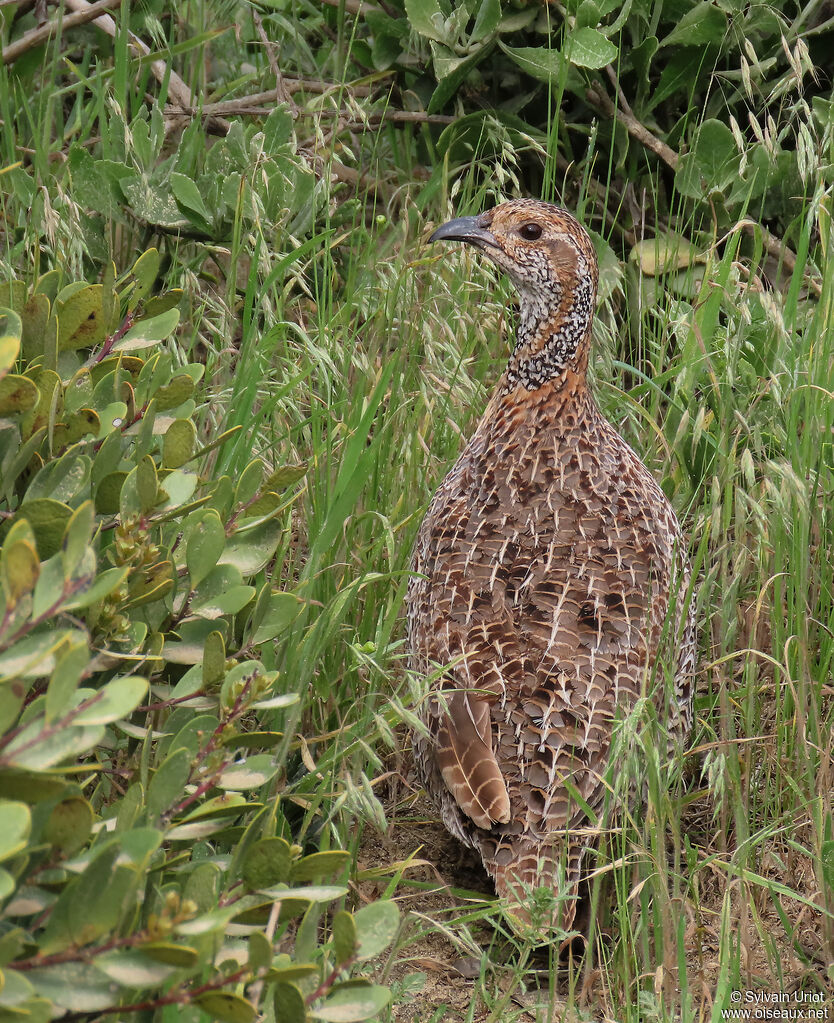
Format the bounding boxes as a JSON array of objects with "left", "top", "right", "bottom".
[{"left": 0, "top": 263, "right": 399, "bottom": 1023}]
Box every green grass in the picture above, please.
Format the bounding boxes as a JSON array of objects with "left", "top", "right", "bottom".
[{"left": 1, "top": 0, "right": 833, "bottom": 1019}]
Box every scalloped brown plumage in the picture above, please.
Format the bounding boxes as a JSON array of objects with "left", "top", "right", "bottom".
[{"left": 406, "top": 199, "right": 695, "bottom": 939}]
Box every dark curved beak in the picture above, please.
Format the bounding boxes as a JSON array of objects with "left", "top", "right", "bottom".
[{"left": 429, "top": 215, "right": 498, "bottom": 249}]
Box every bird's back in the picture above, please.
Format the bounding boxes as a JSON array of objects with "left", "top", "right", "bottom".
[{"left": 407, "top": 372, "right": 693, "bottom": 933}]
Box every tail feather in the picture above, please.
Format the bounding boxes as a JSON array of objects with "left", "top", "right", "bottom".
[
  {"left": 435, "top": 692, "right": 511, "bottom": 829},
  {"left": 485, "top": 836, "right": 587, "bottom": 939}
]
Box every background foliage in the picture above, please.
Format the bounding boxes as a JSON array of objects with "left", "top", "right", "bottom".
[{"left": 0, "top": 0, "right": 833, "bottom": 1020}]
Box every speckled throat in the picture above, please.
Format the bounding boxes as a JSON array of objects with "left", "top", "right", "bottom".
[{"left": 504, "top": 251, "right": 595, "bottom": 393}]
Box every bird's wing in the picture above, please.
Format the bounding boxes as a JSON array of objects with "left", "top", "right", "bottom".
[
  {"left": 409, "top": 489, "right": 520, "bottom": 829},
  {"left": 435, "top": 690, "right": 510, "bottom": 828}
]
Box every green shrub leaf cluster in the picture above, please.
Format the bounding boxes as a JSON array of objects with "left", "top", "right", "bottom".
[{"left": 0, "top": 264, "right": 400, "bottom": 1021}]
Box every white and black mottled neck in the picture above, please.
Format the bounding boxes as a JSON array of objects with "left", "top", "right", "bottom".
[{"left": 502, "top": 261, "right": 595, "bottom": 393}]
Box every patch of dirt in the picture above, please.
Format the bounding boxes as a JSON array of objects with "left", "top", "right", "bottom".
[{"left": 357, "top": 789, "right": 494, "bottom": 1022}]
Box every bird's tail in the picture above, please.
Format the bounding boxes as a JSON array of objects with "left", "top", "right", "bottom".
[{"left": 485, "top": 836, "right": 588, "bottom": 941}]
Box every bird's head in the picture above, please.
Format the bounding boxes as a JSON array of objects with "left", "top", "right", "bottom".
[{"left": 430, "top": 199, "right": 599, "bottom": 390}]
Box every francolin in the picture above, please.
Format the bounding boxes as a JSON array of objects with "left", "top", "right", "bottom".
[{"left": 406, "top": 199, "right": 695, "bottom": 938}]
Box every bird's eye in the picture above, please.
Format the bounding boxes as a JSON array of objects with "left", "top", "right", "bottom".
[{"left": 519, "top": 223, "right": 543, "bottom": 241}]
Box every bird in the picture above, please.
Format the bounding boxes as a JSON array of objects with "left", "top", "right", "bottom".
[{"left": 406, "top": 199, "right": 695, "bottom": 939}]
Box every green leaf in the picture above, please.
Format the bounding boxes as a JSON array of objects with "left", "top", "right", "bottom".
[
  {"left": 242, "top": 837, "right": 293, "bottom": 890},
  {"left": 73, "top": 676, "right": 148, "bottom": 725},
  {"left": 136, "top": 455, "right": 159, "bottom": 514},
  {"left": 627, "top": 34, "right": 658, "bottom": 80},
  {"left": 471, "top": 0, "right": 501, "bottom": 40},
  {"left": 187, "top": 510, "right": 226, "bottom": 588},
  {"left": 194, "top": 992, "right": 256, "bottom": 1023},
  {"left": 217, "top": 754, "right": 279, "bottom": 791},
  {"left": 144, "top": 289, "right": 183, "bottom": 318},
  {"left": 564, "top": 26, "right": 617, "bottom": 68},
  {"left": 267, "top": 959, "right": 319, "bottom": 983},
  {"left": 332, "top": 910, "right": 358, "bottom": 965},
  {"left": 264, "top": 464, "right": 307, "bottom": 491},
  {"left": 155, "top": 373, "right": 195, "bottom": 412},
  {"left": 0, "top": 307, "right": 22, "bottom": 375},
  {"left": 26, "top": 453, "right": 92, "bottom": 506},
  {"left": 0, "top": 629, "right": 81, "bottom": 681},
  {"left": 31, "top": 553, "right": 64, "bottom": 619},
  {"left": 404, "top": 0, "right": 447, "bottom": 43},
  {"left": 219, "top": 518, "right": 283, "bottom": 575},
  {"left": 44, "top": 796, "right": 94, "bottom": 854},
  {"left": 0, "top": 867, "right": 14, "bottom": 901},
  {"left": 1, "top": 533, "right": 40, "bottom": 604},
  {"left": 35, "top": 270, "right": 60, "bottom": 302},
  {"left": 248, "top": 930, "right": 273, "bottom": 973},
  {"left": 19, "top": 292, "right": 52, "bottom": 364},
  {"left": 180, "top": 793, "right": 248, "bottom": 823},
  {"left": 16, "top": 499, "right": 73, "bottom": 560},
  {"left": 61, "top": 500, "right": 94, "bottom": 577},
  {"left": 112, "top": 308, "right": 180, "bottom": 353},
  {"left": 128, "top": 248, "right": 161, "bottom": 308},
  {"left": 250, "top": 692, "right": 299, "bottom": 710},
  {"left": 170, "top": 172, "right": 213, "bottom": 229},
  {"left": 629, "top": 232, "right": 702, "bottom": 275},
  {"left": 56, "top": 285, "right": 107, "bottom": 351},
  {"left": 675, "top": 118, "right": 740, "bottom": 198},
  {"left": 251, "top": 592, "right": 304, "bottom": 644},
  {"left": 164, "top": 617, "right": 224, "bottom": 664},
  {"left": 661, "top": 3, "right": 727, "bottom": 48},
  {"left": 310, "top": 984, "right": 392, "bottom": 1022},
  {"left": 0, "top": 966, "right": 38, "bottom": 1014},
  {"left": 273, "top": 981, "right": 307, "bottom": 1023},
  {"left": 96, "top": 949, "right": 179, "bottom": 988},
  {"left": 163, "top": 418, "right": 196, "bottom": 468},
  {"left": 223, "top": 730, "right": 284, "bottom": 750},
  {"left": 39, "top": 844, "right": 133, "bottom": 954},
  {"left": 183, "top": 861, "right": 223, "bottom": 913},
  {"left": 499, "top": 42, "right": 565, "bottom": 82},
  {"left": 57, "top": 407, "right": 101, "bottom": 447},
  {"left": 0, "top": 373, "right": 39, "bottom": 415},
  {"left": 121, "top": 175, "right": 186, "bottom": 227},
  {"left": 202, "top": 629, "right": 226, "bottom": 689},
  {"left": 175, "top": 904, "right": 239, "bottom": 936},
  {"left": 20, "top": 295, "right": 51, "bottom": 360},
  {"left": 3, "top": 720, "right": 104, "bottom": 769},
  {"left": 263, "top": 105, "right": 295, "bottom": 150},
  {"left": 142, "top": 941, "right": 199, "bottom": 967},
  {"left": 147, "top": 747, "right": 192, "bottom": 817},
  {"left": 190, "top": 564, "right": 255, "bottom": 618},
  {"left": 0, "top": 770, "right": 71, "bottom": 803},
  {"left": 0, "top": 801, "right": 31, "bottom": 862},
  {"left": 156, "top": 469, "right": 199, "bottom": 511},
  {"left": 0, "top": 687, "right": 24, "bottom": 736},
  {"left": 63, "top": 566, "right": 130, "bottom": 612},
  {"left": 46, "top": 637, "right": 89, "bottom": 721},
  {"left": 353, "top": 901, "right": 400, "bottom": 962},
  {"left": 25, "top": 962, "right": 118, "bottom": 1012},
  {"left": 164, "top": 713, "right": 219, "bottom": 760},
  {"left": 427, "top": 41, "right": 494, "bottom": 113},
  {"left": 96, "top": 400, "right": 128, "bottom": 439},
  {"left": 292, "top": 851, "right": 351, "bottom": 883},
  {"left": 575, "top": 0, "right": 601, "bottom": 29},
  {"left": 235, "top": 459, "right": 265, "bottom": 507},
  {"left": 255, "top": 884, "right": 348, "bottom": 904}
]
